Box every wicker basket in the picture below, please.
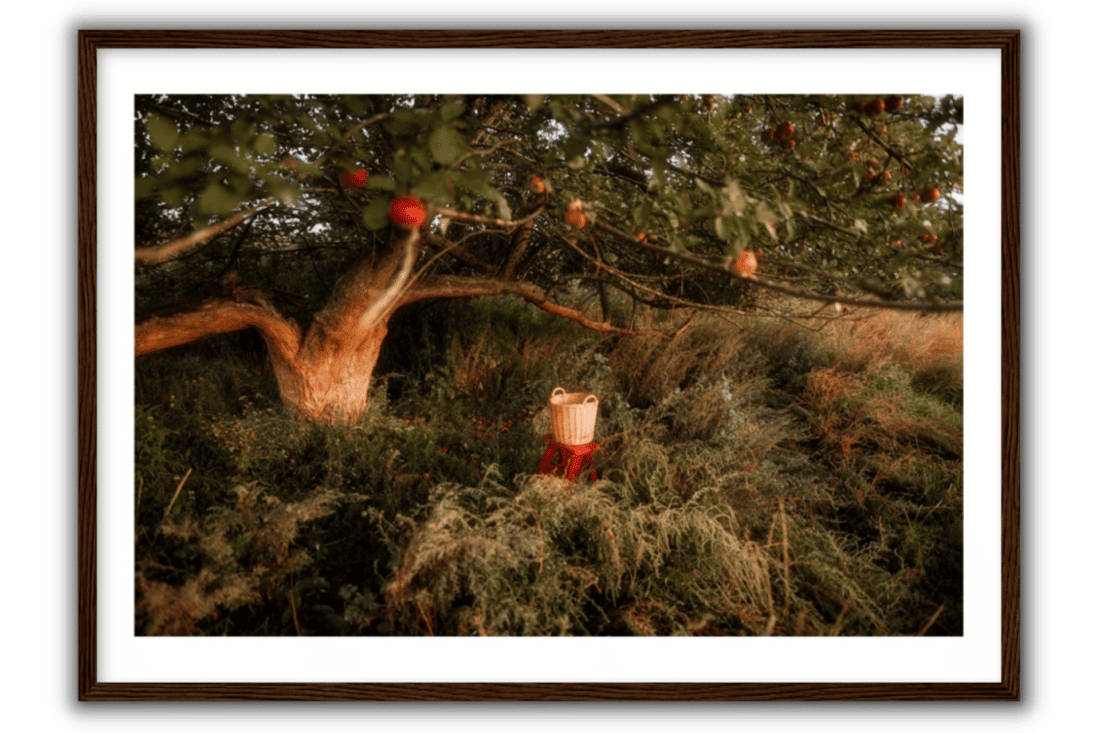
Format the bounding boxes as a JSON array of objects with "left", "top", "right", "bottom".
[{"left": 549, "top": 387, "right": 599, "bottom": 445}]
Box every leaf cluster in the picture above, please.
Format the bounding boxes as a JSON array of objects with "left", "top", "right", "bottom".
[{"left": 135, "top": 93, "right": 963, "bottom": 315}]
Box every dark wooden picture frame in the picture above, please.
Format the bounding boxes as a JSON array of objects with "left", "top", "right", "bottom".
[{"left": 78, "top": 29, "right": 1019, "bottom": 701}]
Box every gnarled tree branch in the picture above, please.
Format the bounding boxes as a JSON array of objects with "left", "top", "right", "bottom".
[
  {"left": 435, "top": 206, "right": 545, "bottom": 229},
  {"left": 135, "top": 297, "right": 302, "bottom": 365},
  {"left": 135, "top": 198, "right": 276, "bottom": 266},
  {"left": 399, "top": 275, "right": 691, "bottom": 340},
  {"left": 593, "top": 219, "right": 962, "bottom": 313}
]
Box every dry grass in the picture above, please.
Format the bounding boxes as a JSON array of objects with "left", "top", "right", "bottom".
[
  {"left": 608, "top": 314, "right": 762, "bottom": 407},
  {"left": 821, "top": 309, "right": 962, "bottom": 372}
]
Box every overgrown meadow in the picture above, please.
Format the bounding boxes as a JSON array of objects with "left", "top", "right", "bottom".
[{"left": 135, "top": 295, "right": 963, "bottom": 637}]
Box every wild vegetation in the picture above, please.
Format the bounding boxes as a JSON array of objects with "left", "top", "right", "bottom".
[
  {"left": 133, "top": 93, "right": 963, "bottom": 636},
  {"left": 135, "top": 294, "right": 962, "bottom": 636}
]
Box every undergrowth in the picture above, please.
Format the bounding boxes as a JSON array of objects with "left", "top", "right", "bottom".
[{"left": 134, "top": 299, "right": 963, "bottom": 637}]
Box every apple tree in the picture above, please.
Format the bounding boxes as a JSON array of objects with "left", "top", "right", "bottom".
[{"left": 135, "top": 93, "right": 963, "bottom": 424}]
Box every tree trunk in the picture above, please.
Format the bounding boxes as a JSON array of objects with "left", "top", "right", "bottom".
[
  {"left": 273, "top": 322, "right": 387, "bottom": 425},
  {"left": 136, "top": 232, "right": 419, "bottom": 426}
]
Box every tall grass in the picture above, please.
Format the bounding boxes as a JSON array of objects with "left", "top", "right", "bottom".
[{"left": 134, "top": 298, "right": 963, "bottom": 637}]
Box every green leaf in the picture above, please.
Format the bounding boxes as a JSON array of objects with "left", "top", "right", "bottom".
[
  {"left": 632, "top": 199, "right": 655, "bottom": 230},
  {"left": 298, "top": 113, "right": 321, "bottom": 132},
  {"left": 411, "top": 171, "right": 454, "bottom": 204},
  {"left": 429, "top": 125, "right": 467, "bottom": 166},
  {"left": 441, "top": 101, "right": 466, "bottom": 122},
  {"left": 563, "top": 137, "right": 588, "bottom": 168},
  {"left": 387, "top": 109, "right": 422, "bottom": 136},
  {"left": 196, "top": 181, "right": 243, "bottom": 217},
  {"left": 225, "top": 173, "right": 253, "bottom": 196},
  {"left": 230, "top": 118, "right": 253, "bottom": 142},
  {"left": 296, "top": 161, "right": 323, "bottom": 178},
  {"left": 410, "top": 146, "right": 430, "bottom": 172},
  {"left": 361, "top": 198, "right": 391, "bottom": 231},
  {"left": 720, "top": 180, "right": 747, "bottom": 215},
  {"left": 454, "top": 169, "right": 510, "bottom": 219},
  {"left": 367, "top": 175, "right": 396, "bottom": 192},
  {"left": 645, "top": 116, "right": 667, "bottom": 144},
  {"left": 393, "top": 156, "right": 413, "bottom": 184},
  {"left": 253, "top": 133, "right": 276, "bottom": 156},
  {"left": 264, "top": 176, "right": 299, "bottom": 207},
  {"left": 209, "top": 144, "right": 249, "bottom": 174},
  {"left": 344, "top": 95, "right": 368, "bottom": 116},
  {"left": 714, "top": 214, "right": 734, "bottom": 242},
  {"left": 178, "top": 128, "right": 208, "bottom": 155},
  {"left": 453, "top": 168, "right": 490, "bottom": 195},
  {"left": 147, "top": 114, "right": 179, "bottom": 152},
  {"left": 160, "top": 186, "right": 186, "bottom": 209},
  {"left": 486, "top": 188, "right": 511, "bottom": 221},
  {"left": 135, "top": 176, "right": 156, "bottom": 198}
]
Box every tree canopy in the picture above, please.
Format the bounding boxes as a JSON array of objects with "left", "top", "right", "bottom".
[{"left": 134, "top": 93, "right": 963, "bottom": 423}]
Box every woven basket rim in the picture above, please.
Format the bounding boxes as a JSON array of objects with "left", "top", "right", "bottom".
[
  {"left": 550, "top": 387, "right": 598, "bottom": 444},
  {"left": 550, "top": 386, "right": 598, "bottom": 406}
]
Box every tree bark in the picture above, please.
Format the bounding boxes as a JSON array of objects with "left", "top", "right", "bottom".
[{"left": 136, "top": 231, "right": 420, "bottom": 426}]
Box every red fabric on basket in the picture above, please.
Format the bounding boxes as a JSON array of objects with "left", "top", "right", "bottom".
[{"left": 538, "top": 434, "right": 600, "bottom": 483}]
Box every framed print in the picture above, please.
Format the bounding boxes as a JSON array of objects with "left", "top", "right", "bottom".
[{"left": 60, "top": 24, "right": 1047, "bottom": 713}]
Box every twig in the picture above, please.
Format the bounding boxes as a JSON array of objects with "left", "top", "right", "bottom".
[
  {"left": 435, "top": 206, "right": 545, "bottom": 229},
  {"left": 311, "top": 111, "right": 390, "bottom": 171},
  {"left": 162, "top": 468, "right": 193, "bottom": 520},
  {"left": 851, "top": 117, "right": 916, "bottom": 171},
  {"left": 451, "top": 138, "right": 523, "bottom": 169},
  {"left": 780, "top": 500, "right": 791, "bottom": 616},
  {"left": 829, "top": 597, "right": 851, "bottom": 636},
  {"left": 916, "top": 604, "right": 945, "bottom": 636},
  {"left": 289, "top": 569, "right": 303, "bottom": 636},
  {"left": 417, "top": 601, "right": 435, "bottom": 636},
  {"left": 591, "top": 94, "right": 629, "bottom": 116}
]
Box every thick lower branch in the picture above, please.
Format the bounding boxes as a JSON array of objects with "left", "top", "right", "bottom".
[
  {"left": 400, "top": 275, "right": 685, "bottom": 340},
  {"left": 135, "top": 298, "right": 302, "bottom": 365}
]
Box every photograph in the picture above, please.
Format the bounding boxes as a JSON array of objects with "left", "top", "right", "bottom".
[
  {"left": 132, "top": 91, "right": 965, "bottom": 639},
  {"left": 79, "top": 33, "right": 1018, "bottom": 701}
]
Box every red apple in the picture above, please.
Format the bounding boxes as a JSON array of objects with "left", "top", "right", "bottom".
[
  {"left": 389, "top": 197, "right": 426, "bottom": 229},
  {"left": 920, "top": 186, "right": 941, "bottom": 203},
  {"left": 338, "top": 168, "right": 368, "bottom": 189},
  {"left": 733, "top": 249, "right": 757, "bottom": 277}
]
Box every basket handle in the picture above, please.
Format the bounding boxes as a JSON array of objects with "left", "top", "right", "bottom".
[
  {"left": 551, "top": 387, "right": 566, "bottom": 399},
  {"left": 583, "top": 394, "right": 598, "bottom": 405}
]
